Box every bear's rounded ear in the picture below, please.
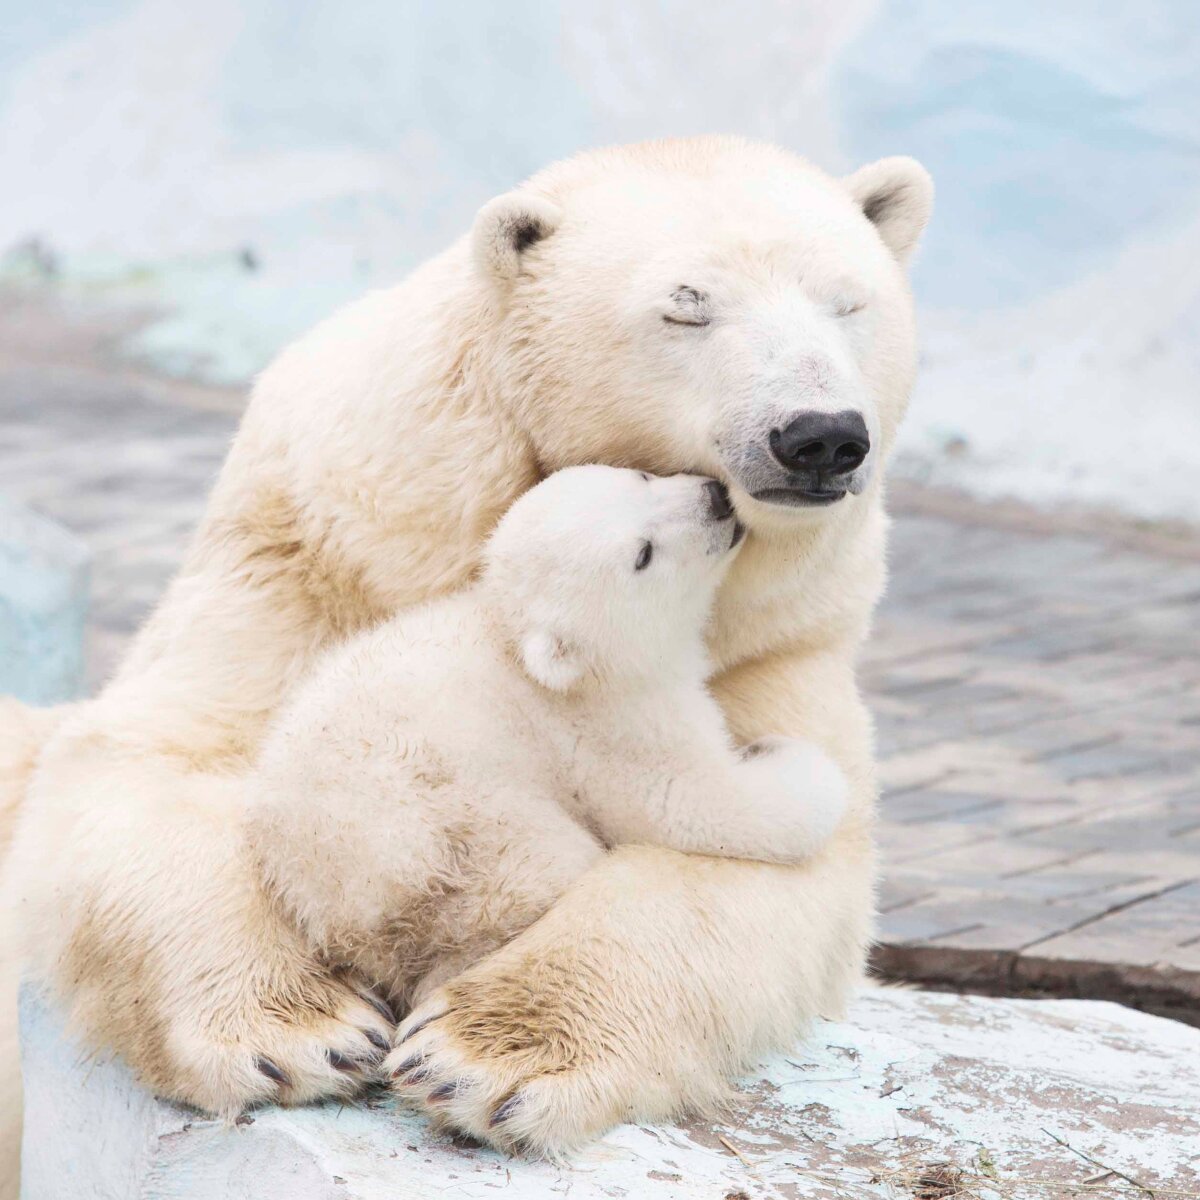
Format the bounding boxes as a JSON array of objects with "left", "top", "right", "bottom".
[
  {"left": 520, "top": 629, "right": 584, "bottom": 692},
  {"left": 472, "top": 191, "right": 563, "bottom": 286},
  {"left": 843, "top": 156, "right": 933, "bottom": 264}
]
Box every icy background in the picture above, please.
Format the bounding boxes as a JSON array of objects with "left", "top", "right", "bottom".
[{"left": 2, "top": 0, "right": 1198, "bottom": 521}]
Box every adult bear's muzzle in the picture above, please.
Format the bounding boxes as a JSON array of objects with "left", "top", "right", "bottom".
[{"left": 749, "top": 408, "right": 872, "bottom": 507}]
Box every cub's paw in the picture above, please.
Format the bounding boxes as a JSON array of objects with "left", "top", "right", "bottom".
[
  {"left": 739, "top": 733, "right": 798, "bottom": 761},
  {"left": 384, "top": 976, "right": 625, "bottom": 1156},
  {"left": 738, "top": 735, "right": 849, "bottom": 855},
  {"left": 162, "top": 973, "right": 396, "bottom": 1116}
]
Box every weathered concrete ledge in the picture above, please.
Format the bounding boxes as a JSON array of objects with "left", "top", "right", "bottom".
[
  {"left": 20, "top": 984, "right": 1199, "bottom": 1199},
  {"left": 871, "top": 940, "right": 1200, "bottom": 1028}
]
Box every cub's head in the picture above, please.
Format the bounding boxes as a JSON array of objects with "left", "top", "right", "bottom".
[
  {"left": 472, "top": 136, "right": 932, "bottom": 533},
  {"left": 483, "top": 465, "right": 743, "bottom": 691}
]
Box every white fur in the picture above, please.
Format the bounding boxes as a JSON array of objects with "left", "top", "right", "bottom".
[
  {"left": 247, "top": 467, "right": 847, "bottom": 1017},
  {"left": 1, "top": 136, "right": 931, "bottom": 1175}
]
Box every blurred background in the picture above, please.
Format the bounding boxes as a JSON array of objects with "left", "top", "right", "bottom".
[
  {"left": 1, "top": 2, "right": 1197, "bottom": 1023},
  {"left": 3, "top": 0, "right": 1199, "bottom": 518}
]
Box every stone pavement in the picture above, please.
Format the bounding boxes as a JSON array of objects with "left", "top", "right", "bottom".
[
  {"left": 867, "top": 490, "right": 1200, "bottom": 1023},
  {"left": 2, "top": 290, "right": 1197, "bottom": 1021}
]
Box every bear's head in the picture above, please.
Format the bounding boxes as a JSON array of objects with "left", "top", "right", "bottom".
[
  {"left": 472, "top": 137, "right": 932, "bottom": 534},
  {"left": 482, "top": 465, "right": 742, "bottom": 691}
]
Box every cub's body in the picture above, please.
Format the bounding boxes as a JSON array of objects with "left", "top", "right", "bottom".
[
  {"left": 249, "top": 592, "right": 604, "bottom": 999},
  {"left": 247, "top": 469, "right": 846, "bottom": 1037}
]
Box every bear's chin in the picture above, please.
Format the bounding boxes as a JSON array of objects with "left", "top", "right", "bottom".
[
  {"left": 751, "top": 487, "right": 848, "bottom": 508},
  {"left": 726, "top": 483, "right": 862, "bottom": 537}
]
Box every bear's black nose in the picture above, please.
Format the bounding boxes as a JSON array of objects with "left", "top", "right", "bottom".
[
  {"left": 770, "top": 410, "right": 870, "bottom": 475},
  {"left": 704, "top": 479, "right": 735, "bottom": 521}
]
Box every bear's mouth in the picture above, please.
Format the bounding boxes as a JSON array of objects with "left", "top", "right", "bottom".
[{"left": 752, "top": 486, "right": 848, "bottom": 508}]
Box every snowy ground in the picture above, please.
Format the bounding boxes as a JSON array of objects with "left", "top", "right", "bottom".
[{"left": 2, "top": 0, "right": 1197, "bottom": 523}]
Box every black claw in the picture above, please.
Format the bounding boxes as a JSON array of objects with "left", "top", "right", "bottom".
[
  {"left": 328, "top": 1050, "right": 359, "bottom": 1073},
  {"left": 360, "top": 991, "right": 397, "bottom": 1025},
  {"left": 398, "top": 1012, "right": 441, "bottom": 1044},
  {"left": 364, "top": 1028, "right": 391, "bottom": 1054},
  {"left": 399, "top": 1066, "right": 432, "bottom": 1086},
  {"left": 390, "top": 1053, "right": 424, "bottom": 1079},
  {"left": 489, "top": 1092, "right": 522, "bottom": 1127},
  {"left": 427, "top": 1080, "right": 459, "bottom": 1103},
  {"left": 255, "top": 1056, "right": 290, "bottom": 1088}
]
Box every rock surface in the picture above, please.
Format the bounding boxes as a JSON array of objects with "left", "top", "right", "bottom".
[{"left": 20, "top": 985, "right": 1199, "bottom": 1199}]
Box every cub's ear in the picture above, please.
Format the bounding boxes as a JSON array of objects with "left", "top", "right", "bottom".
[
  {"left": 472, "top": 191, "right": 563, "bottom": 285},
  {"left": 520, "top": 629, "right": 584, "bottom": 692},
  {"left": 843, "top": 156, "right": 933, "bottom": 264}
]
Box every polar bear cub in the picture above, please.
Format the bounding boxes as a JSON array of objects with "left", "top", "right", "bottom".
[{"left": 246, "top": 465, "right": 847, "bottom": 1005}]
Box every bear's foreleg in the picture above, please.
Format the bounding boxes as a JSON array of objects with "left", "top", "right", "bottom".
[
  {"left": 386, "top": 646, "right": 876, "bottom": 1153},
  {"left": 11, "top": 736, "right": 394, "bottom": 1117}
]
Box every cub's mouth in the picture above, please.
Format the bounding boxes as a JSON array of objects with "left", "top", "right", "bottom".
[{"left": 751, "top": 486, "right": 848, "bottom": 508}]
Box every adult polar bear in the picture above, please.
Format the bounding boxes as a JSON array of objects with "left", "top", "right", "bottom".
[{"left": 4, "top": 137, "right": 931, "bottom": 1169}]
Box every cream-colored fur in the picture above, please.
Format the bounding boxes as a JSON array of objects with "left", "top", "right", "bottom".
[
  {"left": 2, "top": 136, "right": 931, "bottom": 1174},
  {"left": 246, "top": 466, "right": 848, "bottom": 1090}
]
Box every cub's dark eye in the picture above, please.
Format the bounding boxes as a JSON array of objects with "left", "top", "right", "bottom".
[
  {"left": 663, "top": 285, "right": 710, "bottom": 327},
  {"left": 634, "top": 541, "right": 654, "bottom": 571},
  {"left": 639, "top": 471, "right": 653, "bottom": 482}
]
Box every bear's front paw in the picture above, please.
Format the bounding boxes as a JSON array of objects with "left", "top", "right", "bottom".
[
  {"left": 385, "top": 973, "right": 626, "bottom": 1155},
  {"left": 156, "top": 971, "right": 395, "bottom": 1116}
]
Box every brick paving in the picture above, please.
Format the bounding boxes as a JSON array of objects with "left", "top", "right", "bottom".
[
  {"left": 3, "top": 291, "right": 1197, "bottom": 1021},
  {"left": 867, "top": 494, "right": 1200, "bottom": 1022}
]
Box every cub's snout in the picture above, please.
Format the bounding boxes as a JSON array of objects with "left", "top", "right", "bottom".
[
  {"left": 701, "top": 478, "right": 744, "bottom": 549},
  {"left": 703, "top": 479, "right": 735, "bottom": 522}
]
